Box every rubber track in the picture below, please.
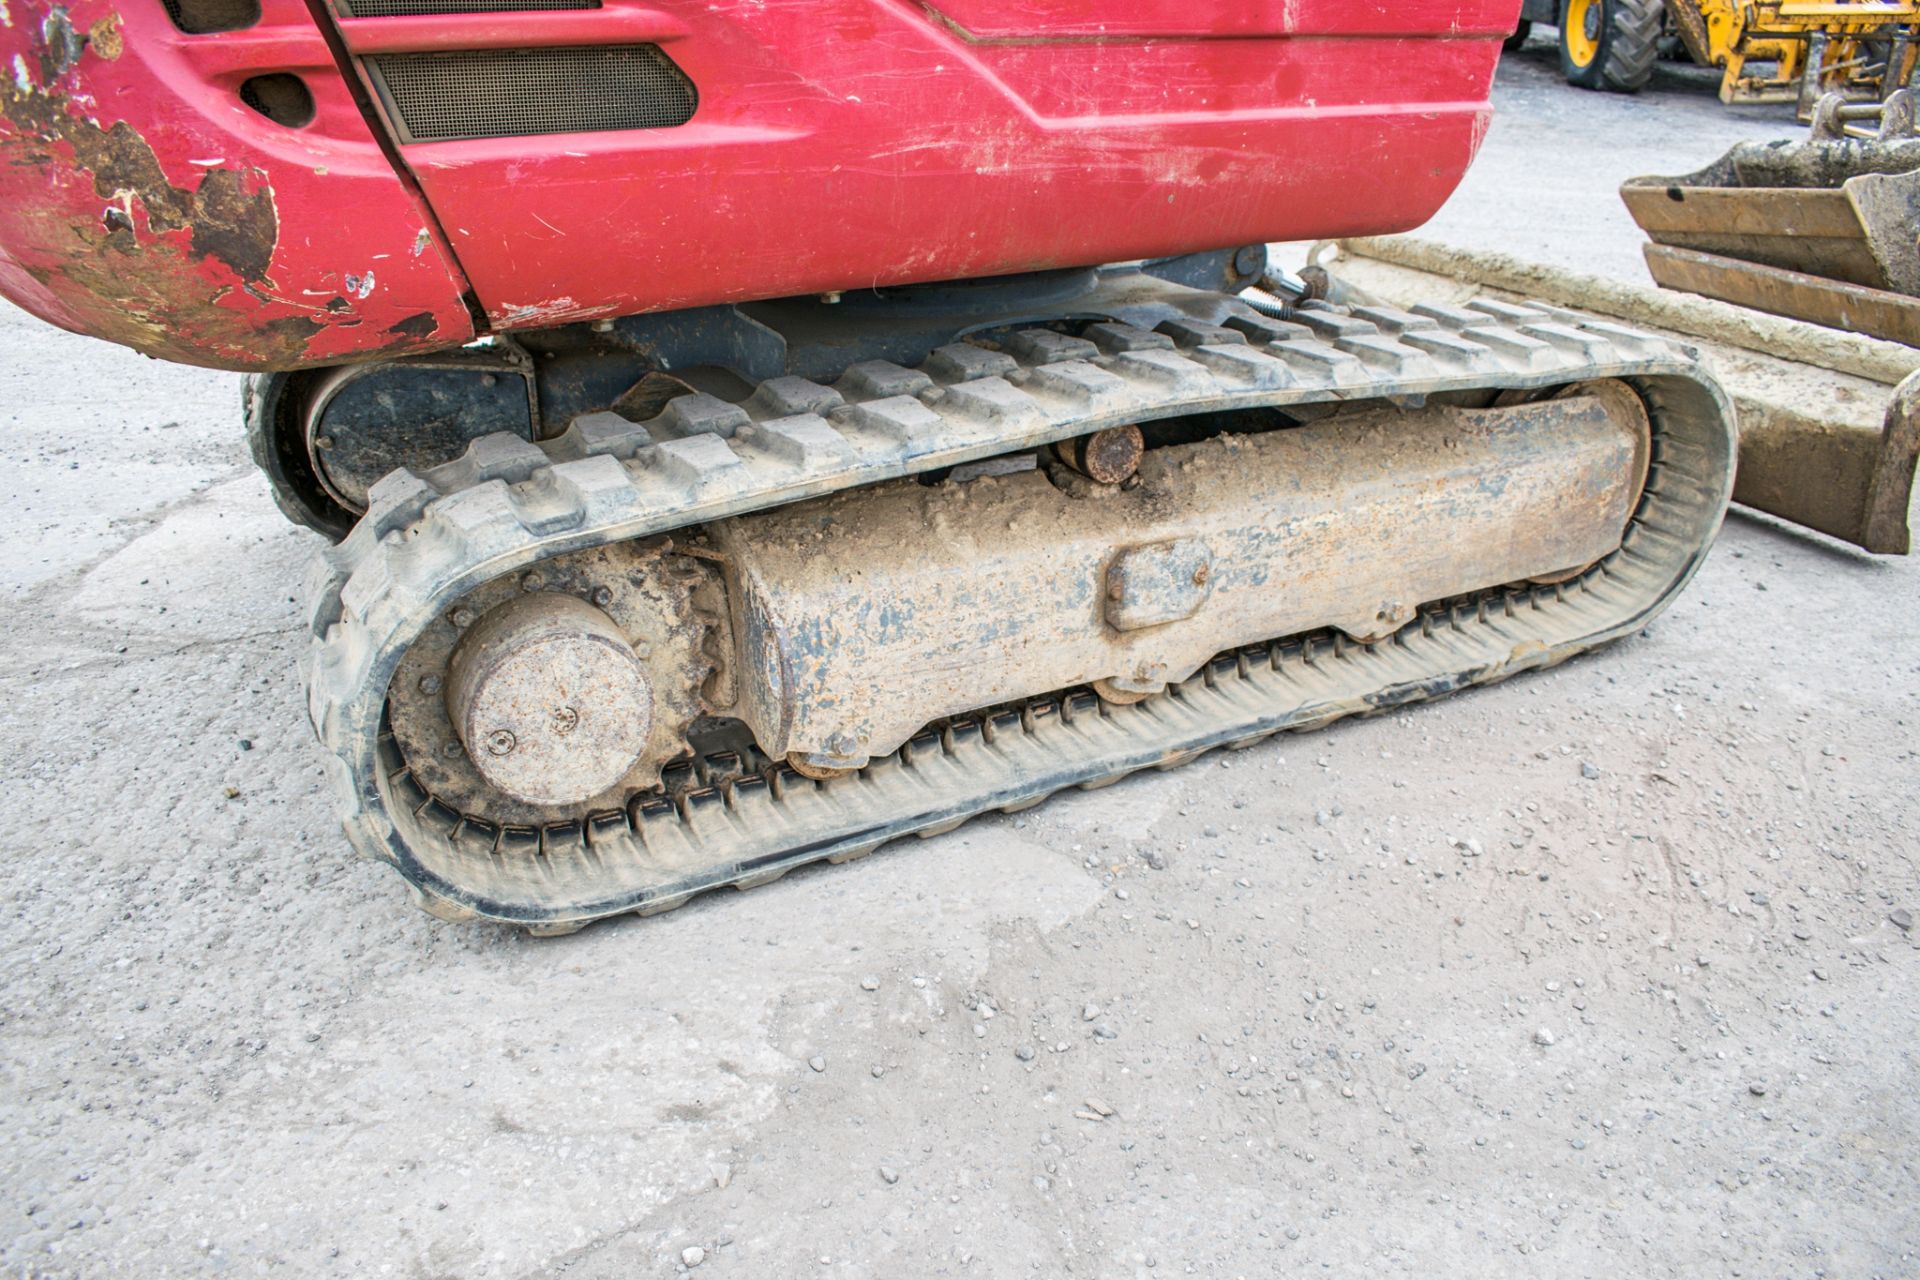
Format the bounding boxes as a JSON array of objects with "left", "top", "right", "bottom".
[{"left": 303, "top": 298, "right": 1736, "bottom": 931}]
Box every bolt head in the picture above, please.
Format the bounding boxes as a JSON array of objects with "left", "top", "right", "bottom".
[
  {"left": 418, "top": 673, "right": 443, "bottom": 696},
  {"left": 590, "top": 586, "right": 614, "bottom": 607},
  {"left": 520, "top": 571, "right": 545, "bottom": 592},
  {"left": 448, "top": 607, "right": 475, "bottom": 629}
]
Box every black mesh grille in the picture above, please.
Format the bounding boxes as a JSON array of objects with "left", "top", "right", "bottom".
[
  {"left": 339, "top": 0, "right": 597, "bottom": 15},
  {"left": 365, "top": 46, "right": 697, "bottom": 143}
]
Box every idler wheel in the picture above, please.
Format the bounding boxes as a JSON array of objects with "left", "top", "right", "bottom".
[{"left": 445, "top": 593, "right": 651, "bottom": 806}]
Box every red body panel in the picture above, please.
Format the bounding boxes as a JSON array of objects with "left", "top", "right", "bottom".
[
  {"left": 0, "top": 0, "right": 474, "bottom": 369},
  {"left": 923, "top": 0, "right": 1518, "bottom": 38},
  {"left": 0, "top": 0, "right": 1518, "bottom": 371}
]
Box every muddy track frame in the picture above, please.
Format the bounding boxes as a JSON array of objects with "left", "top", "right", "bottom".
[{"left": 304, "top": 300, "right": 1737, "bottom": 932}]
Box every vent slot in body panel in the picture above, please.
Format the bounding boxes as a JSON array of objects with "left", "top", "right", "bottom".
[
  {"left": 160, "top": 0, "right": 262, "bottom": 33},
  {"left": 365, "top": 46, "right": 697, "bottom": 143},
  {"left": 340, "top": 0, "right": 597, "bottom": 15}
]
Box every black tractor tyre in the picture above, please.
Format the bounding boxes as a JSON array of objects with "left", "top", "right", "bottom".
[
  {"left": 1504, "top": 18, "right": 1534, "bottom": 52},
  {"left": 1558, "top": 0, "right": 1664, "bottom": 93}
]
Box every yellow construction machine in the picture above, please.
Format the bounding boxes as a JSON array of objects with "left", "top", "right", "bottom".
[{"left": 1515, "top": 0, "right": 1918, "bottom": 108}]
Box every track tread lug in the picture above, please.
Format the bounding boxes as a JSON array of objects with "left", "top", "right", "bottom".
[
  {"left": 746, "top": 376, "right": 844, "bottom": 419},
  {"left": 654, "top": 393, "right": 752, "bottom": 440},
  {"left": 924, "top": 343, "right": 1018, "bottom": 383},
  {"left": 1084, "top": 321, "right": 1174, "bottom": 353},
  {"left": 1156, "top": 319, "right": 1249, "bottom": 347},
  {"left": 1026, "top": 360, "right": 1134, "bottom": 412},
  {"left": 1107, "top": 348, "right": 1217, "bottom": 397},
  {"left": 836, "top": 360, "right": 934, "bottom": 400},
  {"left": 423, "top": 433, "right": 551, "bottom": 492},
  {"left": 1006, "top": 330, "right": 1099, "bottom": 364},
  {"left": 1519, "top": 322, "right": 1615, "bottom": 362},
  {"left": 1268, "top": 339, "right": 1370, "bottom": 385},
  {"left": 1466, "top": 298, "right": 1553, "bottom": 324},
  {"left": 1187, "top": 343, "right": 1292, "bottom": 389},
  {"left": 1334, "top": 334, "right": 1438, "bottom": 376},
  {"left": 832, "top": 394, "right": 951, "bottom": 452},
  {"left": 1225, "top": 314, "right": 1313, "bottom": 343},
  {"left": 1291, "top": 310, "right": 1379, "bottom": 340},
  {"left": 552, "top": 410, "right": 652, "bottom": 461},
  {"left": 739, "top": 413, "right": 858, "bottom": 470},
  {"left": 647, "top": 433, "right": 747, "bottom": 491},
  {"left": 1348, "top": 305, "right": 1439, "bottom": 334},
  {"left": 361, "top": 469, "right": 439, "bottom": 538},
  {"left": 1408, "top": 302, "right": 1493, "bottom": 331},
  {"left": 940, "top": 376, "right": 1050, "bottom": 428},
  {"left": 1461, "top": 324, "right": 1557, "bottom": 369},
  {"left": 1400, "top": 330, "right": 1500, "bottom": 369}
]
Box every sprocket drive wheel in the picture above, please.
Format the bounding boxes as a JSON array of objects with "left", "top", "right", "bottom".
[{"left": 385, "top": 541, "right": 718, "bottom": 830}]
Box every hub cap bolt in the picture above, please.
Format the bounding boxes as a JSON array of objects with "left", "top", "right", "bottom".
[
  {"left": 521, "top": 571, "right": 545, "bottom": 592},
  {"left": 590, "top": 586, "right": 614, "bottom": 607},
  {"left": 418, "top": 673, "right": 443, "bottom": 695},
  {"left": 449, "top": 607, "right": 475, "bottom": 629},
  {"left": 485, "top": 729, "right": 517, "bottom": 757}
]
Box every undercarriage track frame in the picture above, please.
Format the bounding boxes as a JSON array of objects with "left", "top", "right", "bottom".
[{"left": 304, "top": 301, "right": 1736, "bottom": 932}]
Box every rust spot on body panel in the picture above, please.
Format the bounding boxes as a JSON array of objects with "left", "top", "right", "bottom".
[
  {"left": 0, "top": 2, "right": 475, "bottom": 368},
  {"left": 186, "top": 167, "right": 277, "bottom": 282},
  {"left": 0, "top": 66, "right": 319, "bottom": 364},
  {"left": 87, "top": 14, "right": 122, "bottom": 61}
]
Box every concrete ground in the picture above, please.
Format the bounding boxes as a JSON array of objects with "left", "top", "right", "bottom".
[{"left": 3, "top": 41, "right": 1917, "bottom": 1280}]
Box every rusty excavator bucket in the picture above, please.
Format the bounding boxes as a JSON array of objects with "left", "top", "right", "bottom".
[{"left": 1621, "top": 90, "right": 1920, "bottom": 347}]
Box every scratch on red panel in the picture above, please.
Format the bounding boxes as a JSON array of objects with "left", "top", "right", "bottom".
[{"left": 495, "top": 296, "right": 589, "bottom": 326}]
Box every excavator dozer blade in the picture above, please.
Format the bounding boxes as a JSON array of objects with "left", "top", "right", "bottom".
[{"left": 1321, "top": 236, "right": 1919, "bottom": 556}]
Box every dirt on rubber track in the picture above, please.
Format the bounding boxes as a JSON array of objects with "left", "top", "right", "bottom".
[{"left": 1, "top": 48, "right": 1915, "bottom": 1279}]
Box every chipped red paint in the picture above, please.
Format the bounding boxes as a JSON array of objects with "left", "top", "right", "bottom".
[
  {"left": 0, "top": 0, "right": 1520, "bottom": 368},
  {"left": 0, "top": 0, "right": 472, "bottom": 371}
]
